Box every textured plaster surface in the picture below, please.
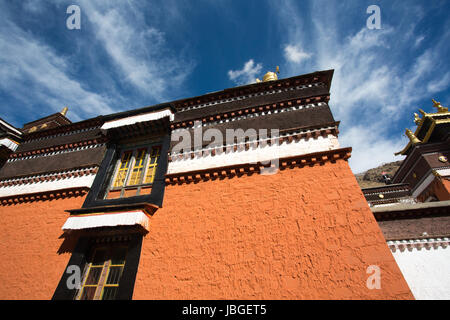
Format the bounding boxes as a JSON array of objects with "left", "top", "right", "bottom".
[
  {"left": 0, "top": 196, "right": 85, "bottom": 299},
  {"left": 134, "top": 160, "right": 413, "bottom": 299}
]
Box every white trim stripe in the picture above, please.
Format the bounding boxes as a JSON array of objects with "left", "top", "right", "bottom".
[
  {"left": 179, "top": 82, "right": 325, "bottom": 112},
  {"left": 62, "top": 211, "right": 150, "bottom": 231},
  {"left": 101, "top": 108, "right": 174, "bottom": 130},
  {"left": 167, "top": 134, "right": 340, "bottom": 175},
  {"left": 0, "top": 138, "right": 19, "bottom": 152},
  {"left": 0, "top": 174, "right": 96, "bottom": 197}
]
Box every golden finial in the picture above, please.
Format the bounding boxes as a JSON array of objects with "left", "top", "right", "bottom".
[
  {"left": 40, "top": 123, "right": 48, "bottom": 129},
  {"left": 28, "top": 126, "right": 37, "bottom": 133},
  {"left": 414, "top": 113, "right": 421, "bottom": 125},
  {"left": 60, "top": 106, "right": 69, "bottom": 116},
  {"left": 431, "top": 99, "right": 448, "bottom": 113},
  {"left": 256, "top": 66, "right": 280, "bottom": 83},
  {"left": 405, "top": 129, "right": 421, "bottom": 145}
]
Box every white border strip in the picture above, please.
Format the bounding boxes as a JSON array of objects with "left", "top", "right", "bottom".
[
  {"left": 167, "top": 135, "right": 340, "bottom": 174},
  {"left": 0, "top": 138, "right": 19, "bottom": 152},
  {"left": 101, "top": 108, "right": 174, "bottom": 130},
  {"left": 0, "top": 174, "right": 96, "bottom": 197},
  {"left": 0, "top": 119, "right": 22, "bottom": 136},
  {"left": 62, "top": 211, "right": 149, "bottom": 231}
]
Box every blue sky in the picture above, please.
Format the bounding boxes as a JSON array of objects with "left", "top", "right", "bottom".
[{"left": 0, "top": 0, "right": 449, "bottom": 173}]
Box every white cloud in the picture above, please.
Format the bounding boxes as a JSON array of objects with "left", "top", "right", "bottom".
[
  {"left": 271, "top": 0, "right": 450, "bottom": 173},
  {"left": 340, "top": 125, "right": 407, "bottom": 174},
  {"left": 284, "top": 44, "right": 311, "bottom": 63},
  {"left": 228, "top": 59, "right": 263, "bottom": 85},
  {"left": 78, "top": 1, "right": 194, "bottom": 102},
  {"left": 414, "top": 35, "right": 425, "bottom": 47},
  {"left": 427, "top": 72, "right": 450, "bottom": 93},
  {"left": 0, "top": 20, "right": 116, "bottom": 123}
]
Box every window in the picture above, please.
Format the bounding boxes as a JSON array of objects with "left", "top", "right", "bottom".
[
  {"left": 80, "top": 133, "right": 169, "bottom": 210},
  {"left": 106, "top": 144, "right": 161, "bottom": 199},
  {"left": 76, "top": 244, "right": 128, "bottom": 300}
]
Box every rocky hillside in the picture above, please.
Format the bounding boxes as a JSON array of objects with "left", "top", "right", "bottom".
[{"left": 355, "top": 161, "right": 403, "bottom": 189}]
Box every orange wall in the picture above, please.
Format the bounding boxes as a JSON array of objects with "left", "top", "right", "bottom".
[
  {"left": 134, "top": 159, "right": 413, "bottom": 299},
  {"left": 438, "top": 178, "right": 450, "bottom": 200},
  {"left": 0, "top": 196, "right": 85, "bottom": 300}
]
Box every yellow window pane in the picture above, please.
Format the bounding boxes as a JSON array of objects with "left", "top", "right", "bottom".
[
  {"left": 144, "top": 146, "right": 160, "bottom": 184},
  {"left": 101, "top": 286, "right": 119, "bottom": 300},
  {"left": 113, "top": 151, "right": 132, "bottom": 187},
  {"left": 79, "top": 286, "right": 97, "bottom": 300},
  {"left": 106, "top": 266, "right": 124, "bottom": 285},
  {"left": 127, "top": 149, "right": 146, "bottom": 186},
  {"left": 85, "top": 267, "right": 103, "bottom": 285}
]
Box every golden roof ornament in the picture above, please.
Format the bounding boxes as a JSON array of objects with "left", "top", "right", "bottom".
[
  {"left": 431, "top": 99, "right": 448, "bottom": 113},
  {"left": 405, "top": 129, "right": 421, "bottom": 145},
  {"left": 256, "top": 66, "right": 280, "bottom": 83},
  {"left": 414, "top": 113, "right": 421, "bottom": 125},
  {"left": 60, "top": 106, "right": 69, "bottom": 117}
]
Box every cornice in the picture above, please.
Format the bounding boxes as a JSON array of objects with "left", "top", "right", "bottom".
[
  {"left": 23, "top": 119, "right": 104, "bottom": 142},
  {"left": 9, "top": 138, "right": 107, "bottom": 160},
  {"left": 169, "top": 124, "right": 339, "bottom": 159},
  {"left": 171, "top": 95, "right": 330, "bottom": 130},
  {"left": 171, "top": 70, "right": 333, "bottom": 111},
  {"left": 0, "top": 186, "right": 90, "bottom": 205},
  {"left": 177, "top": 82, "right": 326, "bottom": 113},
  {"left": 387, "top": 237, "right": 450, "bottom": 252},
  {"left": 0, "top": 166, "right": 98, "bottom": 187},
  {"left": 165, "top": 147, "right": 352, "bottom": 185}
]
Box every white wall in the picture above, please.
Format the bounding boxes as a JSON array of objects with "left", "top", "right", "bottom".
[{"left": 390, "top": 242, "right": 450, "bottom": 300}]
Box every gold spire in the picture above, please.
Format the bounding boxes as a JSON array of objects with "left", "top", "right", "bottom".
[
  {"left": 431, "top": 99, "right": 448, "bottom": 113},
  {"left": 60, "top": 106, "right": 69, "bottom": 117},
  {"left": 405, "top": 129, "right": 421, "bottom": 145},
  {"left": 256, "top": 66, "right": 280, "bottom": 83},
  {"left": 414, "top": 113, "right": 421, "bottom": 125}
]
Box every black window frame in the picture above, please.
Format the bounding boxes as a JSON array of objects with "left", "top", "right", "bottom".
[
  {"left": 52, "top": 232, "right": 143, "bottom": 300},
  {"left": 82, "top": 132, "right": 171, "bottom": 209}
]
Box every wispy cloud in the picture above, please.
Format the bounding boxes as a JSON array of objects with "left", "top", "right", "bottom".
[
  {"left": 0, "top": 1, "right": 196, "bottom": 126},
  {"left": 284, "top": 44, "right": 311, "bottom": 64},
  {"left": 228, "top": 59, "right": 263, "bottom": 85},
  {"left": 414, "top": 35, "right": 425, "bottom": 47},
  {"left": 271, "top": 0, "right": 450, "bottom": 173},
  {"left": 0, "top": 19, "right": 116, "bottom": 124},
  {"left": 79, "top": 0, "right": 194, "bottom": 102}
]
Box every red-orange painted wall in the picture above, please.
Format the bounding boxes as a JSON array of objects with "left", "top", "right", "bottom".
[
  {"left": 0, "top": 196, "right": 85, "bottom": 300},
  {"left": 417, "top": 177, "right": 450, "bottom": 202},
  {"left": 134, "top": 160, "right": 413, "bottom": 299},
  {"left": 438, "top": 178, "right": 450, "bottom": 201}
]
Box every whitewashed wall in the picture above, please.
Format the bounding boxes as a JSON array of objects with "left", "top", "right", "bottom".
[{"left": 390, "top": 241, "right": 450, "bottom": 300}]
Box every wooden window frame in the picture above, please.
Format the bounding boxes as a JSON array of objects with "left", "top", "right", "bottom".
[
  {"left": 52, "top": 232, "right": 143, "bottom": 300},
  {"left": 76, "top": 244, "right": 128, "bottom": 300},
  {"left": 106, "top": 143, "right": 162, "bottom": 199},
  {"left": 81, "top": 132, "right": 170, "bottom": 209}
]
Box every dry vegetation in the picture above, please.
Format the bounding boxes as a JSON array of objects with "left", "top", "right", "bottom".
[{"left": 354, "top": 161, "right": 403, "bottom": 189}]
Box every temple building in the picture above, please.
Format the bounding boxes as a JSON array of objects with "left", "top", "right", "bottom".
[
  {"left": 361, "top": 100, "right": 450, "bottom": 300},
  {"left": 0, "top": 69, "right": 414, "bottom": 300}
]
